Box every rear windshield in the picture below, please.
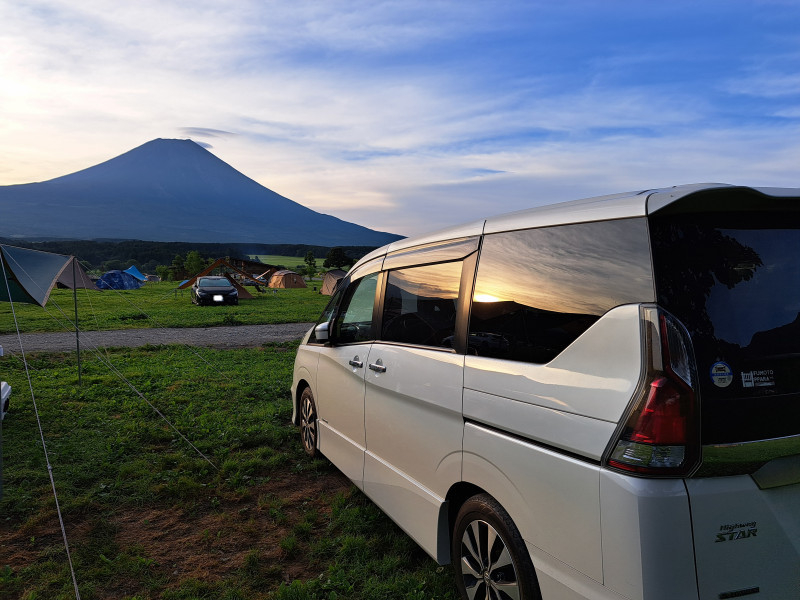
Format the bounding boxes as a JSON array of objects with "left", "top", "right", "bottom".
[{"left": 650, "top": 211, "right": 800, "bottom": 443}]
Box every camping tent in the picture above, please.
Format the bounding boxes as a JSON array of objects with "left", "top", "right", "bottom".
[
  {"left": 124, "top": 265, "right": 147, "bottom": 282},
  {"left": 57, "top": 257, "right": 97, "bottom": 290},
  {"left": 321, "top": 269, "right": 346, "bottom": 295},
  {"left": 97, "top": 270, "right": 144, "bottom": 290},
  {"left": 0, "top": 245, "right": 95, "bottom": 500},
  {"left": 268, "top": 270, "right": 306, "bottom": 289},
  {"left": 0, "top": 244, "right": 74, "bottom": 306},
  {"left": 257, "top": 268, "right": 277, "bottom": 282}
]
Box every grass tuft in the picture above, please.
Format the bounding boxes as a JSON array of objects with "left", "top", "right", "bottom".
[{"left": 0, "top": 335, "right": 455, "bottom": 599}]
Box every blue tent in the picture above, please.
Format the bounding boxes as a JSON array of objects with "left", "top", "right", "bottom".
[
  {"left": 97, "top": 270, "right": 144, "bottom": 290},
  {"left": 124, "top": 265, "right": 146, "bottom": 281}
]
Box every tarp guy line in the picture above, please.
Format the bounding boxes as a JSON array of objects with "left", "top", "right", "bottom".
[
  {"left": 86, "top": 348, "right": 219, "bottom": 471},
  {"left": 4, "top": 250, "right": 230, "bottom": 383},
  {"left": 1, "top": 258, "right": 82, "bottom": 600},
  {"left": 35, "top": 299, "right": 219, "bottom": 472},
  {"left": 2, "top": 253, "right": 220, "bottom": 491},
  {"left": 81, "top": 281, "right": 112, "bottom": 365},
  {"left": 96, "top": 284, "right": 232, "bottom": 382},
  {"left": 5, "top": 251, "right": 226, "bottom": 472}
]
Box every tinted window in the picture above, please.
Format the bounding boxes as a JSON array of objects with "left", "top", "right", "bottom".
[
  {"left": 381, "top": 262, "right": 462, "bottom": 348},
  {"left": 651, "top": 211, "right": 800, "bottom": 443},
  {"left": 333, "top": 273, "right": 378, "bottom": 344},
  {"left": 470, "top": 218, "right": 653, "bottom": 363}
]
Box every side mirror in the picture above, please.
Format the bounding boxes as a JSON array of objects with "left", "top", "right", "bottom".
[{"left": 315, "top": 321, "right": 330, "bottom": 342}]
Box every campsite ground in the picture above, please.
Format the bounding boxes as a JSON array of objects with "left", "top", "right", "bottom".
[
  {"left": 0, "top": 322, "right": 315, "bottom": 352},
  {"left": 0, "top": 282, "right": 330, "bottom": 335},
  {"left": 0, "top": 286, "right": 458, "bottom": 600}
]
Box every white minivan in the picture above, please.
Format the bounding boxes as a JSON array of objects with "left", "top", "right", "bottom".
[{"left": 291, "top": 184, "right": 800, "bottom": 600}]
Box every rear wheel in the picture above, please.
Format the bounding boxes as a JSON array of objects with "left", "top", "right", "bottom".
[
  {"left": 299, "top": 387, "right": 319, "bottom": 458},
  {"left": 452, "top": 494, "right": 541, "bottom": 600}
]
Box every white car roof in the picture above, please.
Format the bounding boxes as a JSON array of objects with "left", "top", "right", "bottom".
[{"left": 351, "top": 183, "right": 799, "bottom": 271}]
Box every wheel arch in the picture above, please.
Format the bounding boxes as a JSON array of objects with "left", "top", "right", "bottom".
[
  {"left": 291, "top": 378, "right": 311, "bottom": 426},
  {"left": 439, "top": 481, "right": 490, "bottom": 564},
  {"left": 450, "top": 489, "right": 544, "bottom": 600}
]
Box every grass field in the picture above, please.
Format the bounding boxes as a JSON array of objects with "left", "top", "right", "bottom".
[
  {"left": 0, "top": 341, "right": 456, "bottom": 599},
  {"left": 0, "top": 282, "right": 330, "bottom": 335},
  {"left": 247, "top": 256, "right": 314, "bottom": 270},
  {"left": 0, "top": 280, "right": 456, "bottom": 599}
]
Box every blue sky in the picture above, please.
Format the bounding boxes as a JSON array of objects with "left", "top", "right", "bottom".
[{"left": 1, "top": 1, "right": 799, "bottom": 237}]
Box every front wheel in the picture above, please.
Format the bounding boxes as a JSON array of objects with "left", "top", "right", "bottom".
[
  {"left": 452, "top": 494, "right": 541, "bottom": 600},
  {"left": 299, "top": 387, "right": 319, "bottom": 458}
]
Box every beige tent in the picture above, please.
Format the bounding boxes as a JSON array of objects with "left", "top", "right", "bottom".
[
  {"left": 257, "top": 268, "right": 278, "bottom": 282},
  {"left": 321, "top": 269, "right": 346, "bottom": 295},
  {"left": 268, "top": 270, "right": 307, "bottom": 289},
  {"left": 56, "top": 257, "right": 97, "bottom": 290}
]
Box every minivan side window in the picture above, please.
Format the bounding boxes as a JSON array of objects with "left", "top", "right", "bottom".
[
  {"left": 333, "top": 273, "right": 379, "bottom": 344},
  {"left": 381, "top": 261, "right": 462, "bottom": 348},
  {"left": 469, "top": 218, "right": 653, "bottom": 363}
]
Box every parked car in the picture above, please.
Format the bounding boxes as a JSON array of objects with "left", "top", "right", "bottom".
[
  {"left": 291, "top": 184, "right": 800, "bottom": 600},
  {"left": 190, "top": 276, "right": 238, "bottom": 306}
]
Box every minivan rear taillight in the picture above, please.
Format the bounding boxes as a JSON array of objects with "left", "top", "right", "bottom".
[{"left": 605, "top": 307, "right": 701, "bottom": 477}]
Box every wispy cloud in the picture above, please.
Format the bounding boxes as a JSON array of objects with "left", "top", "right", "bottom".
[{"left": 1, "top": 1, "right": 799, "bottom": 237}]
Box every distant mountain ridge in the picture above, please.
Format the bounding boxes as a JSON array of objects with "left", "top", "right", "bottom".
[{"left": 0, "top": 139, "right": 403, "bottom": 246}]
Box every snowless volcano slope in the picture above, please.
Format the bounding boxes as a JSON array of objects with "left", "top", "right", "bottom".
[{"left": 0, "top": 139, "right": 402, "bottom": 245}]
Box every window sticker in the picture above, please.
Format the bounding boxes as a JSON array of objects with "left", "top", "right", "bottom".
[
  {"left": 741, "top": 369, "right": 775, "bottom": 388},
  {"left": 710, "top": 362, "right": 733, "bottom": 388}
]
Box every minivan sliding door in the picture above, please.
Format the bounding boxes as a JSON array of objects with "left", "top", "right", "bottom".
[{"left": 363, "top": 260, "right": 466, "bottom": 562}]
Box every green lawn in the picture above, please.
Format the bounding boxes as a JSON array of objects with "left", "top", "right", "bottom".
[
  {"left": 0, "top": 343, "right": 456, "bottom": 599},
  {"left": 247, "top": 255, "right": 313, "bottom": 270},
  {"left": 0, "top": 282, "right": 330, "bottom": 335}
]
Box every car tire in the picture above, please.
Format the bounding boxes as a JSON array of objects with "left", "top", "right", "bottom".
[
  {"left": 452, "top": 493, "right": 542, "bottom": 600},
  {"left": 299, "top": 387, "right": 319, "bottom": 458}
]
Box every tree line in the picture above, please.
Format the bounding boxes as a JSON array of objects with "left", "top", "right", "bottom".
[{"left": 0, "top": 239, "right": 375, "bottom": 278}]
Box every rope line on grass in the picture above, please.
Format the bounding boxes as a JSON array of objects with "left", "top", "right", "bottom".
[
  {"left": 85, "top": 346, "right": 219, "bottom": 471},
  {"left": 1, "top": 252, "right": 225, "bottom": 470},
  {"left": 0, "top": 334, "right": 220, "bottom": 473},
  {"left": 0, "top": 248, "right": 220, "bottom": 469},
  {"left": 90, "top": 284, "right": 232, "bottom": 381},
  {"left": 34, "top": 299, "right": 219, "bottom": 472},
  {"left": 1, "top": 259, "right": 82, "bottom": 600},
  {"left": 2, "top": 250, "right": 231, "bottom": 381}
]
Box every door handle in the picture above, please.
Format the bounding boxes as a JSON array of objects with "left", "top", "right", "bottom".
[
  {"left": 368, "top": 360, "right": 386, "bottom": 373},
  {"left": 348, "top": 356, "right": 363, "bottom": 368}
]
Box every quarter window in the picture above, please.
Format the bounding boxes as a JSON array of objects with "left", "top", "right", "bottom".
[
  {"left": 469, "top": 218, "right": 653, "bottom": 363},
  {"left": 381, "top": 262, "right": 462, "bottom": 348}
]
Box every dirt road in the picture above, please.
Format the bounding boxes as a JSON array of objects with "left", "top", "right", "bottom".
[{"left": 0, "top": 322, "right": 315, "bottom": 353}]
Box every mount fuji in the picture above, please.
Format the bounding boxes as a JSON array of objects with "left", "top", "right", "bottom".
[{"left": 0, "top": 139, "right": 403, "bottom": 246}]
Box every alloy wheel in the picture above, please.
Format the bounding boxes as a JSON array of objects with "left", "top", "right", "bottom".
[
  {"left": 300, "top": 393, "right": 317, "bottom": 456},
  {"left": 459, "top": 519, "right": 520, "bottom": 600}
]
